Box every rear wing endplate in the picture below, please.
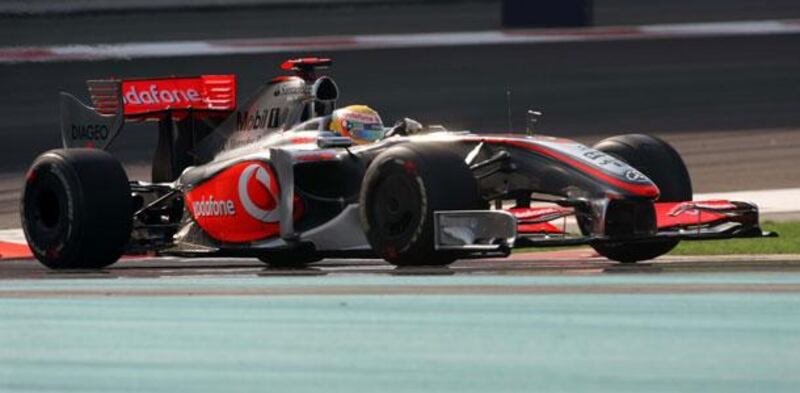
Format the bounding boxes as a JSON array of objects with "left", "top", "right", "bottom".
[{"left": 60, "top": 83, "right": 124, "bottom": 149}]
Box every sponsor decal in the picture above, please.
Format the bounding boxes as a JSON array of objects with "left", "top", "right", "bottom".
[
  {"left": 238, "top": 163, "right": 280, "bottom": 222},
  {"left": 236, "top": 107, "right": 281, "bottom": 131},
  {"left": 279, "top": 85, "right": 307, "bottom": 96},
  {"left": 183, "top": 161, "right": 302, "bottom": 243},
  {"left": 192, "top": 196, "right": 235, "bottom": 217},
  {"left": 340, "top": 111, "right": 381, "bottom": 124},
  {"left": 580, "top": 148, "right": 625, "bottom": 169},
  {"left": 268, "top": 79, "right": 308, "bottom": 101},
  {"left": 70, "top": 124, "right": 109, "bottom": 141},
  {"left": 534, "top": 139, "right": 652, "bottom": 184},
  {"left": 120, "top": 75, "right": 236, "bottom": 117},
  {"left": 236, "top": 109, "right": 268, "bottom": 130},
  {"left": 123, "top": 84, "right": 202, "bottom": 106},
  {"left": 624, "top": 169, "right": 647, "bottom": 181}
]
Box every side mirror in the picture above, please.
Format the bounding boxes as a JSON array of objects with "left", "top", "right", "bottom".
[
  {"left": 317, "top": 136, "right": 353, "bottom": 149},
  {"left": 385, "top": 117, "right": 425, "bottom": 138}
]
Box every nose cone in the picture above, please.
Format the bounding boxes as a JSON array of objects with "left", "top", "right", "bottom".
[{"left": 614, "top": 170, "right": 660, "bottom": 199}]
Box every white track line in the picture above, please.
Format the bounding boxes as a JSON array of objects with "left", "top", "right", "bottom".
[
  {"left": 0, "top": 229, "right": 26, "bottom": 244},
  {"left": 695, "top": 188, "right": 800, "bottom": 215},
  {"left": 1, "top": 19, "right": 799, "bottom": 63}
]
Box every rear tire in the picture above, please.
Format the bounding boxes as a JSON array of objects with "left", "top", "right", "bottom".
[
  {"left": 360, "top": 143, "right": 483, "bottom": 266},
  {"left": 591, "top": 134, "right": 692, "bottom": 263},
  {"left": 21, "top": 149, "right": 132, "bottom": 269}
]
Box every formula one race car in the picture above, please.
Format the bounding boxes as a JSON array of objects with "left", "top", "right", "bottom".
[{"left": 21, "top": 58, "right": 774, "bottom": 269}]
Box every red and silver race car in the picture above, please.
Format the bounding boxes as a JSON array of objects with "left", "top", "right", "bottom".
[{"left": 21, "top": 58, "right": 774, "bottom": 269}]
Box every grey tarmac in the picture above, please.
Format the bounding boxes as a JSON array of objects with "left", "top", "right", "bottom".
[{"left": 2, "top": 253, "right": 800, "bottom": 283}]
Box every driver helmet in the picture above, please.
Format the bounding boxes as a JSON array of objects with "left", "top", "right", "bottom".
[{"left": 329, "top": 105, "right": 385, "bottom": 144}]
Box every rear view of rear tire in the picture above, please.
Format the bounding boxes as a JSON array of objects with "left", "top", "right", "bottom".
[
  {"left": 360, "top": 143, "right": 483, "bottom": 266},
  {"left": 591, "top": 134, "right": 692, "bottom": 263},
  {"left": 21, "top": 149, "right": 132, "bottom": 269}
]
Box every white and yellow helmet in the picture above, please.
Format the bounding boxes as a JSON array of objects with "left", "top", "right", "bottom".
[{"left": 330, "top": 105, "right": 385, "bottom": 145}]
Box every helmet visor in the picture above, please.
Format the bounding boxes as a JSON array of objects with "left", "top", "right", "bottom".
[{"left": 346, "top": 120, "right": 385, "bottom": 142}]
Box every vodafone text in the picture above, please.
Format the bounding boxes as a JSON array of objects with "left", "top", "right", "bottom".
[
  {"left": 124, "top": 84, "right": 203, "bottom": 105},
  {"left": 193, "top": 196, "right": 236, "bottom": 217}
]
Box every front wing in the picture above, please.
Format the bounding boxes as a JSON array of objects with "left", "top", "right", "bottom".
[
  {"left": 507, "top": 199, "right": 776, "bottom": 248},
  {"left": 432, "top": 199, "right": 775, "bottom": 254}
]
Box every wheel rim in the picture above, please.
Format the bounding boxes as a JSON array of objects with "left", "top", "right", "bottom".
[
  {"left": 370, "top": 173, "right": 422, "bottom": 241},
  {"left": 35, "top": 188, "right": 61, "bottom": 229}
]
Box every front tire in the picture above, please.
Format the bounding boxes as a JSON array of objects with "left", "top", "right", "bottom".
[
  {"left": 591, "top": 134, "right": 692, "bottom": 263},
  {"left": 360, "top": 143, "right": 483, "bottom": 266},
  {"left": 21, "top": 149, "right": 132, "bottom": 269}
]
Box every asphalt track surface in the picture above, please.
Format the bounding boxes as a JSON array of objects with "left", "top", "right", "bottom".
[
  {"left": 3, "top": 252, "right": 800, "bottom": 281},
  {"left": 2, "top": 262, "right": 800, "bottom": 392}
]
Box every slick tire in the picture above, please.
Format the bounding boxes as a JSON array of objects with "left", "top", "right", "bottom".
[
  {"left": 591, "top": 134, "right": 692, "bottom": 263},
  {"left": 360, "top": 143, "right": 483, "bottom": 266},
  {"left": 21, "top": 149, "right": 132, "bottom": 269}
]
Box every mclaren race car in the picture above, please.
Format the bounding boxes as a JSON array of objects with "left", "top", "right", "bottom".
[{"left": 21, "top": 58, "right": 774, "bottom": 269}]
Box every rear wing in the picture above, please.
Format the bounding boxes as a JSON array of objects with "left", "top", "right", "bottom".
[
  {"left": 60, "top": 75, "right": 236, "bottom": 149},
  {"left": 59, "top": 58, "right": 335, "bottom": 182}
]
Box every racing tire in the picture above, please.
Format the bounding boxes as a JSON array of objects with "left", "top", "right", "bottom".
[
  {"left": 20, "top": 149, "right": 132, "bottom": 269},
  {"left": 591, "top": 134, "right": 692, "bottom": 263},
  {"left": 360, "top": 143, "right": 484, "bottom": 266}
]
